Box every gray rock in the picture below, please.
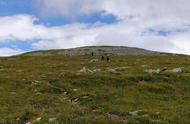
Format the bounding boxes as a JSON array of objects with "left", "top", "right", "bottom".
[
  {"left": 79, "top": 67, "right": 101, "bottom": 73},
  {"left": 114, "top": 67, "right": 129, "bottom": 71},
  {"left": 129, "top": 110, "right": 139, "bottom": 116},
  {"left": 109, "top": 69, "right": 121, "bottom": 74},
  {"left": 145, "top": 69, "right": 161, "bottom": 74},
  {"left": 73, "top": 89, "right": 78, "bottom": 92},
  {"left": 23, "top": 46, "right": 161, "bottom": 56},
  {"left": 89, "top": 59, "right": 98, "bottom": 64},
  {"left": 49, "top": 118, "right": 56, "bottom": 122},
  {"left": 171, "top": 67, "right": 184, "bottom": 73},
  {"left": 141, "top": 65, "right": 149, "bottom": 68},
  {"left": 93, "top": 69, "right": 101, "bottom": 72},
  {"left": 79, "top": 67, "right": 93, "bottom": 73}
]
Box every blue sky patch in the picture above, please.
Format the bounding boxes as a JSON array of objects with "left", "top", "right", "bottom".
[
  {"left": 0, "top": 0, "right": 34, "bottom": 16},
  {"left": 35, "top": 12, "right": 117, "bottom": 26},
  {"left": 0, "top": 40, "right": 32, "bottom": 51}
]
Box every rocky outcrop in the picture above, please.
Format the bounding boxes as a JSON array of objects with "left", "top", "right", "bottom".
[
  {"left": 145, "top": 67, "right": 185, "bottom": 74},
  {"left": 23, "top": 46, "right": 161, "bottom": 56}
]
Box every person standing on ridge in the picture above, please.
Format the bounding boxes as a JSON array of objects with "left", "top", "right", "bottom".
[
  {"left": 91, "top": 52, "right": 94, "bottom": 56},
  {"left": 101, "top": 55, "right": 105, "bottom": 61},
  {"left": 106, "top": 55, "right": 110, "bottom": 62}
]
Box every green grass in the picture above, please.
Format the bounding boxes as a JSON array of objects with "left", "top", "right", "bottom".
[{"left": 0, "top": 54, "right": 190, "bottom": 123}]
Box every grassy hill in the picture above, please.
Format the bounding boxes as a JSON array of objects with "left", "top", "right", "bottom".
[
  {"left": 22, "top": 46, "right": 161, "bottom": 56},
  {"left": 0, "top": 46, "right": 190, "bottom": 124}
]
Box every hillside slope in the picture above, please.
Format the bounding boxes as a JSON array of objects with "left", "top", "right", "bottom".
[
  {"left": 23, "top": 46, "right": 161, "bottom": 56},
  {"left": 0, "top": 48, "right": 190, "bottom": 123}
]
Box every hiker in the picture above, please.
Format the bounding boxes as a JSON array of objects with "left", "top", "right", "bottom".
[
  {"left": 91, "top": 52, "right": 94, "bottom": 56},
  {"left": 106, "top": 56, "right": 110, "bottom": 62},
  {"left": 101, "top": 55, "right": 105, "bottom": 61}
]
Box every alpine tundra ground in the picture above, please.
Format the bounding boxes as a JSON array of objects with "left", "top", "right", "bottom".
[{"left": 0, "top": 53, "right": 190, "bottom": 124}]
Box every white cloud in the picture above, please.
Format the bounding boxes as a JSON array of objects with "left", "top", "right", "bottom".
[
  {"left": 0, "top": 47, "right": 24, "bottom": 56},
  {"left": 37, "top": 0, "right": 190, "bottom": 21},
  {"left": 36, "top": 0, "right": 103, "bottom": 17},
  {"left": 1, "top": 0, "right": 190, "bottom": 56},
  {"left": 0, "top": 15, "right": 46, "bottom": 42}
]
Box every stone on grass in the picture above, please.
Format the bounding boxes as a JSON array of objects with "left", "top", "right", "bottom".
[
  {"left": 79, "top": 67, "right": 93, "bottom": 73},
  {"left": 141, "top": 65, "right": 149, "bottom": 68},
  {"left": 25, "top": 117, "right": 41, "bottom": 124},
  {"left": 73, "top": 89, "right": 78, "bottom": 92},
  {"left": 129, "top": 110, "right": 139, "bottom": 116},
  {"left": 79, "top": 67, "right": 101, "bottom": 74},
  {"left": 109, "top": 69, "right": 121, "bottom": 74},
  {"left": 35, "top": 117, "right": 41, "bottom": 122},
  {"left": 171, "top": 67, "right": 184, "bottom": 73},
  {"left": 89, "top": 59, "right": 98, "bottom": 64},
  {"left": 145, "top": 69, "right": 162, "bottom": 74},
  {"left": 115, "top": 67, "right": 129, "bottom": 71},
  {"left": 49, "top": 118, "right": 56, "bottom": 122},
  {"left": 93, "top": 69, "right": 101, "bottom": 72}
]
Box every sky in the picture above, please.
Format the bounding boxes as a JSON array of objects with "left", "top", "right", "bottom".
[{"left": 0, "top": 0, "right": 190, "bottom": 56}]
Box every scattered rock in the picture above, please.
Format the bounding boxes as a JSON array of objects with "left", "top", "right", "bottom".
[
  {"left": 145, "top": 67, "right": 185, "bottom": 74},
  {"left": 129, "top": 110, "right": 139, "bottom": 116},
  {"left": 109, "top": 69, "right": 121, "bottom": 74},
  {"left": 151, "top": 119, "right": 161, "bottom": 123},
  {"left": 79, "top": 67, "right": 93, "bottom": 73},
  {"left": 73, "top": 89, "right": 78, "bottom": 92},
  {"left": 35, "top": 117, "right": 41, "bottom": 122},
  {"left": 31, "top": 80, "right": 40, "bottom": 85},
  {"left": 170, "top": 67, "right": 184, "bottom": 73},
  {"left": 63, "top": 91, "right": 69, "bottom": 95},
  {"left": 93, "top": 69, "right": 101, "bottom": 72},
  {"left": 108, "top": 67, "right": 129, "bottom": 74},
  {"left": 92, "top": 109, "right": 102, "bottom": 113},
  {"left": 78, "top": 67, "right": 101, "bottom": 73},
  {"left": 25, "top": 117, "right": 41, "bottom": 124},
  {"left": 49, "top": 118, "right": 56, "bottom": 122},
  {"left": 129, "top": 110, "right": 151, "bottom": 116},
  {"left": 141, "top": 65, "right": 149, "bottom": 68},
  {"left": 70, "top": 98, "right": 78, "bottom": 104},
  {"left": 89, "top": 59, "right": 98, "bottom": 64},
  {"left": 40, "top": 74, "right": 47, "bottom": 79},
  {"left": 145, "top": 69, "right": 161, "bottom": 74},
  {"left": 114, "top": 67, "right": 129, "bottom": 71}
]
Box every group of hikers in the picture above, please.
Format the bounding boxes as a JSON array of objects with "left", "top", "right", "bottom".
[{"left": 91, "top": 52, "right": 110, "bottom": 62}]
